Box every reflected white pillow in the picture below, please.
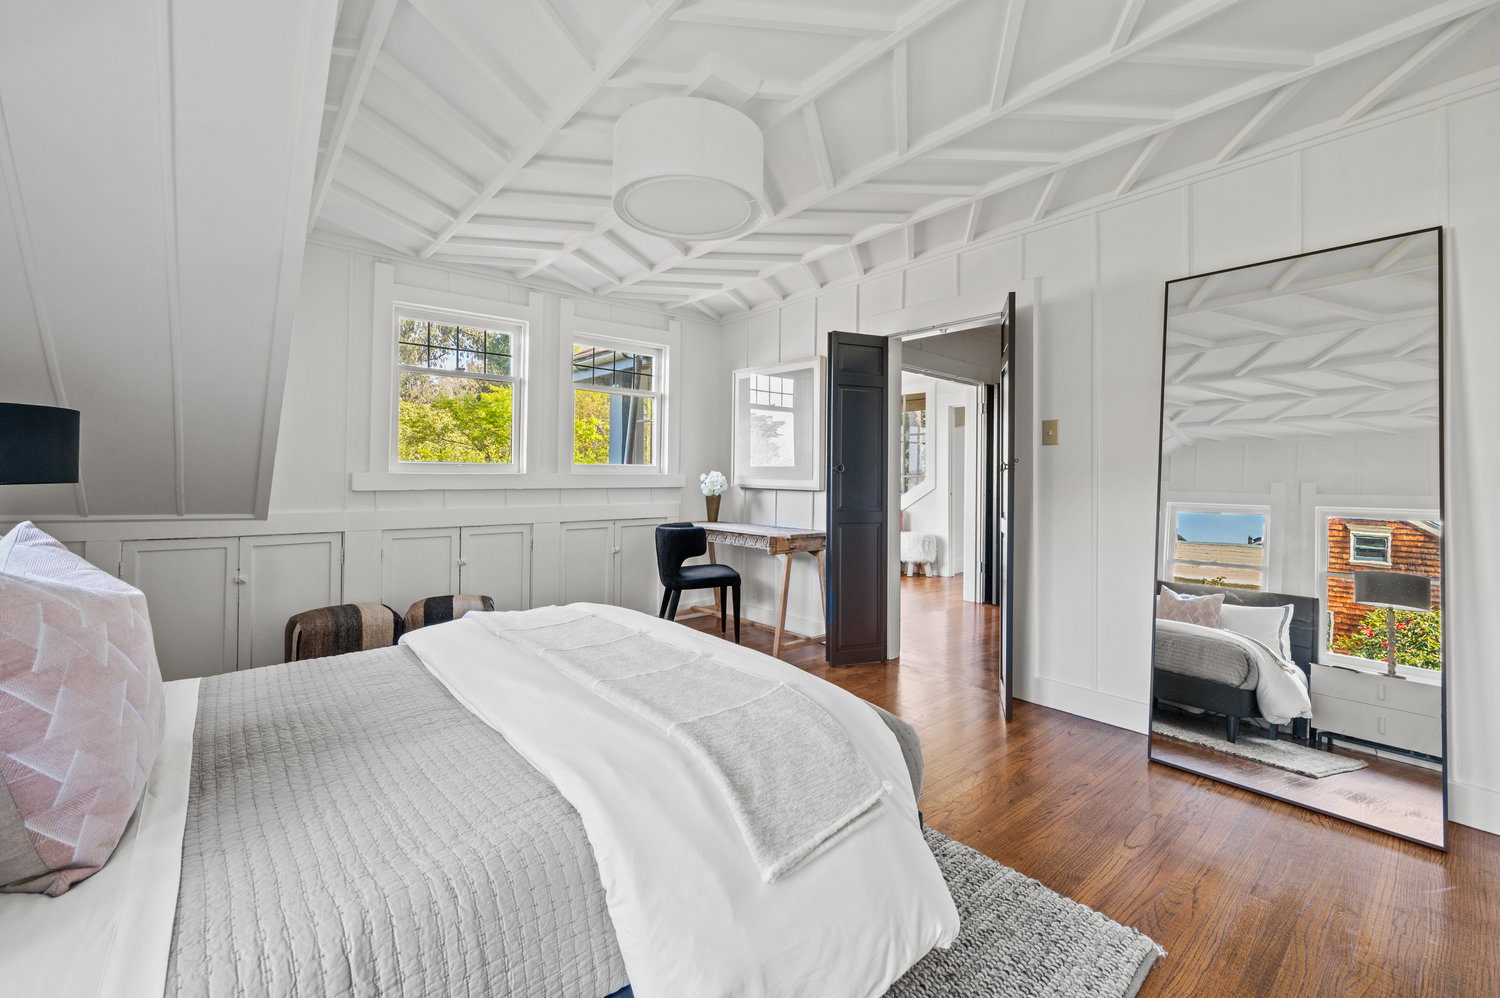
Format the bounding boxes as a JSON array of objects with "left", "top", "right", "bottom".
[{"left": 1220, "top": 602, "right": 1294, "bottom": 662}]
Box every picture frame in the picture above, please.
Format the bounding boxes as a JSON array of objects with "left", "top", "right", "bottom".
[{"left": 731, "top": 356, "right": 826, "bottom": 490}]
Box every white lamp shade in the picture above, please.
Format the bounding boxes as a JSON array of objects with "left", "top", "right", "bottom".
[{"left": 613, "top": 97, "right": 765, "bottom": 241}]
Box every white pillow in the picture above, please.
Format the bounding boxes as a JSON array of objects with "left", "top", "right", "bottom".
[{"left": 1220, "top": 602, "right": 1294, "bottom": 662}]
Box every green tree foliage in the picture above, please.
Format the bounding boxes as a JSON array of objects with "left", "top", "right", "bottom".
[
  {"left": 1334, "top": 607, "right": 1443, "bottom": 671},
  {"left": 573, "top": 389, "right": 612, "bottom": 465},
  {"left": 397, "top": 373, "right": 512, "bottom": 463}
]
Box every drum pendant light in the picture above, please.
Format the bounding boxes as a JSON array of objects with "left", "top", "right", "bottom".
[{"left": 612, "top": 97, "right": 766, "bottom": 241}]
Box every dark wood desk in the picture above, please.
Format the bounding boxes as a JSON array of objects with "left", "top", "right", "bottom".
[{"left": 686, "top": 521, "right": 826, "bottom": 658}]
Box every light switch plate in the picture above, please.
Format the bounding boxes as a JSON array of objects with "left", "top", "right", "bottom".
[{"left": 1042, "top": 419, "right": 1059, "bottom": 445}]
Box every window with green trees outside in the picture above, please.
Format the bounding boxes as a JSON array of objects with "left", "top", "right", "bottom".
[{"left": 396, "top": 312, "right": 522, "bottom": 465}]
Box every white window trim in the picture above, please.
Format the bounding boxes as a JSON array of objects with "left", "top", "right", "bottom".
[
  {"left": 560, "top": 299, "right": 680, "bottom": 476},
  {"left": 365, "top": 266, "right": 544, "bottom": 480},
  {"left": 1160, "top": 501, "right": 1272, "bottom": 591},
  {"left": 1347, "top": 524, "right": 1394, "bottom": 566},
  {"left": 1315, "top": 506, "right": 1440, "bottom": 678}
]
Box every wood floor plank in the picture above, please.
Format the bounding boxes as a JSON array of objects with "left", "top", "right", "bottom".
[{"left": 676, "top": 575, "right": 1500, "bottom": 995}]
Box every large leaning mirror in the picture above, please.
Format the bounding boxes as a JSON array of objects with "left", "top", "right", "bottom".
[{"left": 1148, "top": 227, "right": 1447, "bottom": 849}]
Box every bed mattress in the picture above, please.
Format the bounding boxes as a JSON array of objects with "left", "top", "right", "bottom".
[{"left": 1152, "top": 626, "right": 1258, "bottom": 690}]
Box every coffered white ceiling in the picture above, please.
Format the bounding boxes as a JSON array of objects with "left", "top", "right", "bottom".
[{"left": 311, "top": 0, "right": 1500, "bottom": 318}]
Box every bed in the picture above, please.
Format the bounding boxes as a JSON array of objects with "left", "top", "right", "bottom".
[
  {"left": 1152, "top": 581, "right": 1317, "bottom": 743},
  {"left": 0, "top": 541, "right": 958, "bottom": 998}
]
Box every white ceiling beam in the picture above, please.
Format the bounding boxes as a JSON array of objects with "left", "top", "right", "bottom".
[
  {"left": 359, "top": 106, "right": 482, "bottom": 194},
  {"left": 659, "top": 0, "right": 1482, "bottom": 311},
  {"left": 444, "top": 236, "right": 564, "bottom": 254},
  {"left": 670, "top": 2, "right": 896, "bottom": 37},
  {"left": 668, "top": 264, "right": 768, "bottom": 276},
  {"left": 1110, "top": 0, "right": 1148, "bottom": 51},
  {"left": 526, "top": 155, "right": 612, "bottom": 176},
  {"left": 1031, "top": 172, "right": 1062, "bottom": 222},
  {"left": 805, "top": 104, "right": 837, "bottom": 191},
  {"left": 1130, "top": 44, "right": 1314, "bottom": 72},
  {"left": 405, "top": 0, "right": 546, "bottom": 120},
  {"left": 1341, "top": 11, "right": 1485, "bottom": 124},
  {"left": 328, "top": 181, "right": 436, "bottom": 243},
  {"left": 421, "top": 0, "right": 683, "bottom": 260},
  {"left": 737, "top": 232, "right": 849, "bottom": 246},
  {"left": 893, "top": 42, "right": 910, "bottom": 157},
  {"left": 864, "top": 180, "right": 978, "bottom": 196},
  {"left": 1009, "top": 103, "right": 1174, "bottom": 124},
  {"left": 342, "top": 148, "right": 455, "bottom": 219},
  {"left": 905, "top": 225, "right": 917, "bottom": 262},
  {"left": 527, "top": 0, "right": 600, "bottom": 68},
  {"left": 572, "top": 247, "right": 625, "bottom": 282},
  {"left": 467, "top": 215, "right": 598, "bottom": 233},
  {"left": 926, "top": 147, "right": 1060, "bottom": 164},
  {"left": 374, "top": 54, "right": 513, "bottom": 161},
  {"left": 520, "top": 217, "right": 617, "bottom": 278},
  {"left": 990, "top": 0, "right": 1028, "bottom": 108},
  {"left": 728, "top": 288, "right": 756, "bottom": 311},
  {"left": 601, "top": 229, "right": 658, "bottom": 271},
  {"left": 848, "top": 245, "right": 867, "bottom": 277},
  {"left": 331, "top": 37, "right": 360, "bottom": 58},
  {"left": 309, "top": 0, "right": 399, "bottom": 224},
  {"left": 799, "top": 208, "right": 912, "bottom": 223},
  {"left": 765, "top": 0, "right": 970, "bottom": 125},
  {"left": 490, "top": 189, "right": 612, "bottom": 209},
  {"left": 964, "top": 201, "right": 984, "bottom": 243},
  {"left": 801, "top": 263, "right": 826, "bottom": 291},
  {"left": 560, "top": 113, "right": 615, "bottom": 136},
  {"left": 1214, "top": 79, "right": 1309, "bottom": 164},
  {"left": 1114, "top": 131, "right": 1169, "bottom": 195}
]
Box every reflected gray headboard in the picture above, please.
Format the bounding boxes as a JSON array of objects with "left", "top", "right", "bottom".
[{"left": 1157, "top": 580, "right": 1320, "bottom": 674}]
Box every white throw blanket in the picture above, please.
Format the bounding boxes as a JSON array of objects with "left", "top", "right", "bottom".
[
  {"left": 1155, "top": 616, "right": 1312, "bottom": 724},
  {"left": 486, "top": 605, "right": 885, "bottom": 882},
  {"left": 402, "top": 603, "right": 959, "bottom": 998}
]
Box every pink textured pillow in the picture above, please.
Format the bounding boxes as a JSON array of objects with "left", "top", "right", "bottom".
[
  {"left": 0, "top": 522, "right": 165, "bottom": 895},
  {"left": 1156, "top": 588, "right": 1224, "bottom": 628}
]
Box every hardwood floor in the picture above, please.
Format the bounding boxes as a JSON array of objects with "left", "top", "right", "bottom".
[{"left": 678, "top": 575, "right": 1500, "bottom": 996}]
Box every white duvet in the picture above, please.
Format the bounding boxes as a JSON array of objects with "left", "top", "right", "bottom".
[
  {"left": 402, "top": 603, "right": 960, "bottom": 998},
  {"left": 1155, "top": 616, "right": 1313, "bottom": 725}
]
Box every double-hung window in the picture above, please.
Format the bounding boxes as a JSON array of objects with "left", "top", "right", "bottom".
[
  {"left": 571, "top": 339, "right": 661, "bottom": 467},
  {"left": 901, "top": 393, "right": 929, "bottom": 496},
  {"left": 395, "top": 307, "right": 524, "bottom": 468},
  {"left": 1162, "top": 504, "right": 1269, "bottom": 590}
]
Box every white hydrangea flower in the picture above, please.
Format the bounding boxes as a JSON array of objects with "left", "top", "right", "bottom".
[{"left": 699, "top": 470, "right": 728, "bottom": 496}]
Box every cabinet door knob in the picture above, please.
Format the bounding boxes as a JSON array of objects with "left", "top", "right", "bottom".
[{"left": 832, "top": 463, "right": 847, "bottom": 474}]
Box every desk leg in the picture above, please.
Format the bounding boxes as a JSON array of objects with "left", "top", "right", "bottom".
[
  {"left": 814, "top": 550, "right": 826, "bottom": 621},
  {"left": 708, "top": 541, "right": 722, "bottom": 618},
  {"left": 773, "top": 552, "right": 793, "bottom": 658}
]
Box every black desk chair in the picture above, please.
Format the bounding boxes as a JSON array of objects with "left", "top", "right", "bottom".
[{"left": 655, "top": 522, "right": 740, "bottom": 642}]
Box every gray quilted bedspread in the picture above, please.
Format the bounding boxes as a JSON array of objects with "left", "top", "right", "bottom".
[
  {"left": 166, "top": 644, "right": 924, "bottom": 998},
  {"left": 1153, "top": 626, "right": 1257, "bottom": 689}
]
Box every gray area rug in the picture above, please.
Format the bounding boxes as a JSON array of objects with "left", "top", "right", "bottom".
[
  {"left": 1153, "top": 713, "right": 1367, "bottom": 778},
  {"left": 886, "top": 827, "right": 1164, "bottom": 998}
]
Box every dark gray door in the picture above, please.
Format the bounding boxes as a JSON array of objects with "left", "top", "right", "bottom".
[
  {"left": 825, "top": 331, "right": 889, "bottom": 666},
  {"left": 979, "top": 294, "right": 1017, "bottom": 720}
]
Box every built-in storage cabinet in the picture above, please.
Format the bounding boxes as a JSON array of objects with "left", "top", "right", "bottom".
[
  {"left": 558, "top": 518, "right": 666, "bottom": 613},
  {"left": 121, "top": 538, "right": 237, "bottom": 681},
  {"left": 378, "top": 524, "right": 533, "bottom": 613},
  {"left": 121, "top": 533, "right": 342, "bottom": 681}
]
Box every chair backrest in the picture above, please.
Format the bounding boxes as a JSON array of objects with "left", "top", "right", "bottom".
[
  {"left": 404, "top": 594, "right": 496, "bottom": 632},
  {"left": 284, "top": 602, "right": 403, "bottom": 663},
  {"left": 655, "top": 522, "right": 707, "bottom": 586}
]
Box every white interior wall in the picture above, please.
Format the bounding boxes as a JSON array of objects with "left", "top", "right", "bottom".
[
  {"left": 717, "top": 91, "right": 1500, "bottom": 836},
  {"left": 900, "top": 373, "right": 976, "bottom": 579}
]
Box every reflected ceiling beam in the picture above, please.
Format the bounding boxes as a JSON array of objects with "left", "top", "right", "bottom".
[
  {"left": 309, "top": 0, "right": 400, "bottom": 223},
  {"left": 1165, "top": 312, "right": 1435, "bottom": 354},
  {"left": 1270, "top": 256, "right": 1311, "bottom": 291},
  {"left": 421, "top": 0, "right": 684, "bottom": 259},
  {"left": 669, "top": 2, "right": 896, "bottom": 37},
  {"left": 1110, "top": 0, "right": 1148, "bottom": 51},
  {"left": 1374, "top": 232, "right": 1424, "bottom": 271},
  {"left": 1171, "top": 256, "right": 1440, "bottom": 313}
]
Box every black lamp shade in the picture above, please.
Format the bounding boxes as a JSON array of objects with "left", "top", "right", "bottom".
[
  {"left": 1353, "top": 570, "right": 1432, "bottom": 611},
  {"left": 0, "top": 402, "right": 81, "bottom": 484}
]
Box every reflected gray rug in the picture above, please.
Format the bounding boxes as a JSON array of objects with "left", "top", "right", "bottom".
[
  {"left": 886, "top": 827, "right": 1164, "bottom": 998},
  {"left": 1153, "top": 713, "right": 1367, "bottom": 778}
]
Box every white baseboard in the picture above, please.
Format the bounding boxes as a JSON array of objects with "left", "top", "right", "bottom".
[
  {"left": 1449, "top": 779, "right": 1500, "bottom": 836},
  {"left": 1014, "top": 676, "right": 1150, "bottom": 733}
]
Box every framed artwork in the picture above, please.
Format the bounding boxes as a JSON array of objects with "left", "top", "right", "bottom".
[{"left": 731, "top": 356, "right": 826, "bottom": 490}]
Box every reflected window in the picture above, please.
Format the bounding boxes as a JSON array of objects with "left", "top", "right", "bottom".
[
  {"left": 901, "top": 393, "right": 927, "bottom": 494},
  {"left": 1324, "top": 515, "right": 1442, "bottom": 672},
  {"left": 1167, "top": 507, "right": 1267, "bottom": 590},
  {"left": 749, "top": 374, "right": 796, "bottom": 468}
]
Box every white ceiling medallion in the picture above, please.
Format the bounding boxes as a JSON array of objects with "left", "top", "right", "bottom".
[{"left": 613, "top": 97, "right": 766, "bottom": 242}]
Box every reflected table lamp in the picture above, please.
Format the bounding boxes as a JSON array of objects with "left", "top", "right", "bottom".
[
  {"left": 1353, "top": 570, "right": 1433, "bottom": 679},
  {"left": 0, "top": 402, "right": 81, "bottom": 485}
]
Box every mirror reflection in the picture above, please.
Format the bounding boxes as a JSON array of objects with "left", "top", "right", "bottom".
[{"left": 1149, "top": 228, "right": 1446, "bottom": 848}]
